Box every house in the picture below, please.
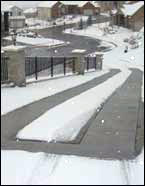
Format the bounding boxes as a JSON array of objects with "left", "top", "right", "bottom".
[
  {"left": 62, "top": 1, "right": 100, "bottom": 16},
  {"left": 37, "top": 1, "right": 66, "bottom": 20},
  {"left": 97, "top": 1, "right": 125, "bottom": 13},
  {"left": 1, "top": 4, "right": 25, "bottom": 29},
  {"left": 9, "top": 16, "right": 26, "bottom": 29},
  {"left": 78, "top": 1, "right": 100, "bottom": 16},
  {"left": 24, "top": 8, "right": 38, "bottom": 18},
  {"left": 61, "top": 1, "right": 79, "bottom": 14},
  {"left": 1, "top": 5, "right": 24, "bottom": 16},
  {"left": 113, "top": 1, "right": 144, "bottom": 31}
]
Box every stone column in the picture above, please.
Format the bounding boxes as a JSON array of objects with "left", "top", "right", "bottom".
[
  {"left": 3, "top": 45, "right": 26, "bottom": 87},
  {"left": 96, "top": 52, "right": 103, "bottom": 70},
  {"left": 71, "top": 49, "right": 86, "bottom": 75}
]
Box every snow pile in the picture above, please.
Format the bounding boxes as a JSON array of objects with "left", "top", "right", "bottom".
[
  {"left": 25, "top": 18, "right": 50, "bottom": 27},
  {"left": 1, "top": 149, "right": 144, "bottom": 185},
  {"left": 1, "top": 70, "right": 109, "bottom": 115},
  {"left": 4, "top": 35, "right": 65, "bottom": 47},
  {"left": 17, "top": 69, "right": 131, "bottom": 142}
]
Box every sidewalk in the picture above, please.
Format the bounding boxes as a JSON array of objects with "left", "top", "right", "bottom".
[
  {"left": 1, "top": 69, "right": 120, "bottom": 144},
  {"left": 2, "top": 69, "right": 143, "bottom": 160}
]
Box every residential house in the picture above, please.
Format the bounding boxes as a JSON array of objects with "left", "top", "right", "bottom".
[
  {"left": 23, "top": 8, "right": 38, "bottom": 18},
  {"left": 61, "top": 1, "right": 79, "bottom": 14},
  {"left": 62, "top": 1, "right": 100, "bottom": 16},
  {"left": 37, "top": 1, "right": 66, "bottom": 20},
  {"left": 9, "top": 16, "right": 26, "bottom": 29},
  {"left": 78, "top": 1, "right": 100, "bottom": 16},
  {"left": 113, "top": 1, "right": 144, "bottom": 31},
  {"left": 1, "top": 4, "right": 26, "bottom": 29},
  {"left": 97, "top": 1, "right": 125, "bottom": 13}
]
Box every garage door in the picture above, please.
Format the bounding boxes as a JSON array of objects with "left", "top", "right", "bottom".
[{"left": 83, "top": 9, "right": 93, "bottom": 16}]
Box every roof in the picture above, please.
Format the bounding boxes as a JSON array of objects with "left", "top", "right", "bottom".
[
  {"left": 61, "top": 1, "right": 100, "bottom": 7},
  {"left": 24, "top": 8, "right": 37, "bottom": 14},
  {"left": 121, "top": 1, "right": 144, "bottom": 16},
  {"left": 38, "top": 1, "right": 58, "bottom": 8}
]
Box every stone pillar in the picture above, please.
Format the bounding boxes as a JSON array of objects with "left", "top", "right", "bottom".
[
  {"left": 72, "top": 49, "right": 86, "bottom": 75},
  {"left": 3, "top": 45, "right": 26, "bottom": 87},
  {"left": 96, "top": 52, "right": 103, "bottom": 70}
]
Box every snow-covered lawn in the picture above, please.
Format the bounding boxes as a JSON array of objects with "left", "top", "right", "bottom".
[
  {"left": 3, "top": 36, "right": 66, "bottom": 47},
  {"left": 1, "top": 69, "right": 109, "bottom": 115},
  {"left": 25, "top": 15, "right": 88, "bottom": 30},
  {"left": 64, "top": 24, "right": 133, "bottom": 47},
  {"left": 65, "top": 24, "right": 144, "bottom": 100},
  {"left": 17, "top": 69, "right": 131, "bottom": 142},
  {"left": 1, "top": 149, "right": 144, "bottom": 185}
]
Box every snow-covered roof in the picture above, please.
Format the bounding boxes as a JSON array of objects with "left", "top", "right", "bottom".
[
  {"left": 24, "top": 8, "right": 37, "bottom": 14},
  {"left": 121, "top": 1, "right": 144, "bottom": 16},
  {"left": 61, "top": 1, "right": 79, "bottom": 6},
  {"left": 61, "top": 1, "right": 100, "bottom": 7},
  {"left": 38, "top": 1, "right": 58, "bottom": 8}
]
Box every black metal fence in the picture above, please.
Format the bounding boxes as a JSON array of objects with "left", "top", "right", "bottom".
[
  {"left": 25, "top": 56, "right": 101, "bottom": 80},
  {"left": 1, "top": 56, "right": 9, "bottom": 83}
]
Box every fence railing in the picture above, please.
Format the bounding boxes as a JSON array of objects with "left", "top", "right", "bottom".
[
  {"left": 25, "top": 56, "right": 101, "bottom": 80},
  {"left": 1, "top": 56, "right": 9, "bottom": 83}
]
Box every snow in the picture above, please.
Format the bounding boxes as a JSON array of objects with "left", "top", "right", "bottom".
[
  {"left": 24, "top": 15, "right": 88, "bottom": 30},
  {"left": 121, "top": 1, "right": 144, "bottom": 17},
  {"left": 1, "top": 4, "right": 14, "bottom": 12},
  {"left": 38, "top": 1, "right": 58, "bottom": 8},
  {"left": 124, "top": 149, "right": 144, "bottom": 185},
  {"left": 17, "top": 69, "right": 131, "bottom": 142},
  {"left": 1, "top": 70, "right": 109, "bottom": 115},
  {"left": 1, "top": 149, "right": 144, "bottom": 185},
  {"left": 9, "top": 16, "right": 26, "bottom": 20},
  {"left": 24, "top": 7, "right": 37, "bottom": 14},
  {"left": 2, "top": 45, "right": 26, "bottom": 51},
  {"left": 4, "top": 36, "right": 66, "bottom": 47},
  {"left": 72, "top": 49, "right": 86, "bottom": 53}
]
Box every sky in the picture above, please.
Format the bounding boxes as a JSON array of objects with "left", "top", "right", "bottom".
[{"left": 1, "top": 1, "right": 41, "bottom": 9}]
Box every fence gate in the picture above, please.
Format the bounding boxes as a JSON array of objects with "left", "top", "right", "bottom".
[{"left": 25, "top": 56, "right": 102, "bottom": 80}]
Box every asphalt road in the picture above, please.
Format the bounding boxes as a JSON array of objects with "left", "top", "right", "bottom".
[{"left": 25, "top": 23, "right": 112, "bottom": 57}]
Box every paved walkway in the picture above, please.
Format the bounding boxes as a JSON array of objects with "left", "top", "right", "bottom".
[
  {"left": 1, "top": 69, "right": 119, "bottom": 144},
  {"left": 1, "top": 69, "right": 144, "bottom": 160}
]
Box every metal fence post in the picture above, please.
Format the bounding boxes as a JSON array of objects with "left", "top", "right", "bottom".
[
  {"left": 87, "top": 57, "right": 89, "bottom": 71},
  {"left": 35, "top": 57, "right": 38, "bottom": 80},
  {"left": 64, "top": 57, "right": 66, "bottom": 75},
  {"left": 51, "top": 57, "right": 53, "bottom": 77},
  {"left": 72, "top": 57, "right": 75, "bottom": 73}
]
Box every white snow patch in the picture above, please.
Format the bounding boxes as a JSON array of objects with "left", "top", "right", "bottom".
[
  {"left": 4, "top": 36, "right": 65, "bottom": 47},
  {"left": 2, "top": 149, "right": 144, "bottom": 185},
  {"left": 17, "top": 70, "right": 131, "bottom": 142},
  {"left": 1, "top": 70, "right": 109, "bottom": 115}
]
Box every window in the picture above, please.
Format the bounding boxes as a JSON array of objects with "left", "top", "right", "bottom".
[{"left": 18, "top": 12, "right": 21, "bottom": 16}]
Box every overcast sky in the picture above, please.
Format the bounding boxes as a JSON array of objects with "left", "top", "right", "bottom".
[{"left": 1, "top": 1, "right": 41, "bottom": 9}]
